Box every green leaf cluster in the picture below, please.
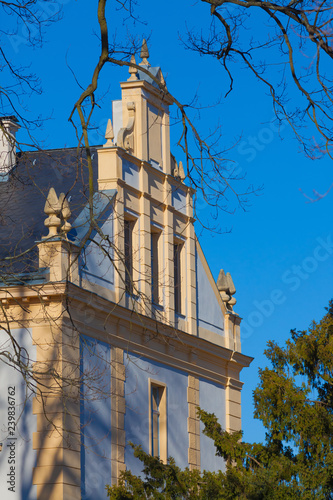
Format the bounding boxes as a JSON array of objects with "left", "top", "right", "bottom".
[
  {"left": 107, "top": 301, "right": 333, "bottom": 499},
  {"left": 106, "top": 442, "right": 225, "bottom": 499}
]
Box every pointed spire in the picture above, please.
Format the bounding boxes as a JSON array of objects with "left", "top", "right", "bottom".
[
  {"left": 178, "top": 161, "right": 185, "bottom": 181},
  {"left": 226, "top": 272, "right": 236, "bottom": 295},
  {"left": 58, "top": 193, "right": 72, "bottom": 235},
  {"left": 140, "top": 38, "right": 149, "bottom": 66},
  {"left": 44, "top": 187, "right": 59, "bottom": 216},
  {"left": 128, "top": 54, "right": 138, "bottom": 81},
  {"left": 43, "top": 187, "right": 61, "bottom": 237},
  {"left": 216, "top": 269, "right": 228, "bottom": 292},
  {"left": 104, "top": 118, "right": 114, "bottom": 147},
  {"left": 157, "top": 68, "right": 165, "bottom": 86}
]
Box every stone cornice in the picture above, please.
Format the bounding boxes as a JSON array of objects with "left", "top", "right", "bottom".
[
  {"left": 0, "top": 281, "right": 252, "bottom": 382},
  {"left": 64, "top": 283, "right": 253, "bottom": 381},
  {"left": 120, "top": 79, "right": 174, "bottom": 106}
]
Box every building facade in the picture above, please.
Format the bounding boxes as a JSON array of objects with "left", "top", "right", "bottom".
[{"left": 0, "top": 47, "right": 252, "bottom": 500}]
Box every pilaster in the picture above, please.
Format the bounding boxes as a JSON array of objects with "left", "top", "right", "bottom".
[
  {"left": 111, "top": 347, "right": 126, "bottom": 485},
  {"left": 162, "top": 111, "right": 171, "bottom": 175},
  {"left": 38, "top": 239, "right": 80, "bottom": 283},
  {"left": 186, "top": 210, "right": 197, "bottom": 336},
  {"left": 97, "top": 147, "right": 122, "bottom": 191},
  {"left": 113, "top": 182, "right": 126, "bottom": 307},
  {"left": 187, "top": 375, "right": 200, "bottom": 470},
  {"left": 233, "top": 315, "right": 242, "bottom": 352},
  {"left": 139, "top": 164, "right": 152, "bottom": 313},
  {"left": 225, "top": 378, "right": 242, "bottom": 433},
  {"left": 224, "top": 314, "right": 233, "bottom": 350},
  {"left": 32, "top": 323, "right": 81, "bottom": 500}
]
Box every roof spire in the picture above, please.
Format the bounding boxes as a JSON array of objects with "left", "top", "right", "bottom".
[
  {"left": 216, "top": 268, "right": 232, "bottom": 304},
  {"left": 58, "top": 193, "right": 72, "bottom": 236},
  {"left": 178, "top": 161, "right": 185, "bottom": 181},
  {"left": 140, "top": 38, "right": 149, "bottom": 66},
  {"left": 104, "top": 118, "right": 114, "bottom": 147},
  {"left": 216, "top": 269, "right": 228, "bottom": 292},
  {"left": 43, "top": 187, "right": 61, "bottom": 237},
  {"left": 128, "top": 54, "right": 138, "bottom": 81},
  {"left": 226, "top": 272, "right": 236, "bottom": 295}
]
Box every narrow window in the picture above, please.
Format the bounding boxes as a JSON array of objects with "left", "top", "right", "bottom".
[
  {"left": 149, "top": 381, "right": 167, "bottom": 462},
  {"left": 151, "top": 232, "right": 160, "bottom": 304},
  {"left": 151, "top": 386, "right": 161, "bottom": 457},
  {"left": 174, "top": 243, "right": 182, "bottom": 314},
  {"left": 124, "top": 220, "right": 133, "bottom": 294}
]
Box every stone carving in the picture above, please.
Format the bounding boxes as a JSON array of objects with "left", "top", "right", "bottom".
[
  {"left": 172, "top": 159, "right": 185, "bottom": 181},
  {"left": 104, "top": 118, "right": 114, "bottom": 147},
  {"left": 140, "top": 39, "right": 149, "bottom": 66},
  {"left": 43, "top": 188, "right": 72, "bottom": 238},
  {"left": 43, "top": 187, "right": 61, "bottom": 237},
  {"left": 178, "top": 161, "right": 185, "bottom": 181},
  {"left": 117, "top": 102, "right": 136, "bottom": 154},
  {"left": 58, "top": 193, "right": 72, "bottom": 234},
  {"left": 128, "top": 54, "right": 138, "bottom": 81},
  {"left": 157, "top": 68, "right": 165, "bottom": 86},
  {"left": 217, "top": 269, "right": 237, "bottom": 308}
]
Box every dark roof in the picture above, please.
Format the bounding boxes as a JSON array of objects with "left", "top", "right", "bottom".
[{"left": 0, "top": 147, "right": 100, "bottom": 274}]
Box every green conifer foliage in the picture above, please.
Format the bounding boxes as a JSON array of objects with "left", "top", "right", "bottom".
[{"left": 107, "top": 301, "right": 333, "bottom": 499}]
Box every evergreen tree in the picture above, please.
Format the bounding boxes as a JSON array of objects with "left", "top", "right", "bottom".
[{"left": 107, "top": 301, "right": 333, "bottom": 499}]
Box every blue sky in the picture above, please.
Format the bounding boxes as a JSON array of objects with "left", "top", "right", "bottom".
[{"left": 3, "top": 0, "right": 333, "bottom": 444}]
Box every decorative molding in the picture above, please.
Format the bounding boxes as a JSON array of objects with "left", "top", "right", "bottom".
[{"left": 117, "top": 102, "right": 136, "bottom": 154}]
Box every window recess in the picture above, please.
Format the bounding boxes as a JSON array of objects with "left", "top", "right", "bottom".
[
  {"left": 149, "top": 380, "right": 167, "bottom": 462},
  {"left": 124, "top": 219, "right": 134, "bottom": 294},
  {"left": 173, "top": 241, "right": 184, "bottom": 315},
  {"left": 151, "top": 231, "right": 161, "bottom": 305}
]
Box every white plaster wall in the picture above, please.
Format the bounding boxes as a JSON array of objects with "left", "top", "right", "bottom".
[
  {"left": 199, "top": 378, "right": 226, "bottom": 473},
  {"left": 196, "top": 250, "right": 224, "bottom": 336},
  {"left": 124, "top": 353, "right": 189, "bottom": 475},
  {"left": 81, "top": 215, "right": 115, "bottom": 290},
  {"left": 0, "top": 328, "right": 37, "bottom": 500},
  {"left": 80, "top": 336, "right": 112, "bottom": 500},
  {"left": 112, "top": 100, "right": 123, "bottom": 144}
]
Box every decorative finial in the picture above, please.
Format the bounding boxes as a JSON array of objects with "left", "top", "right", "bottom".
[
  {"left": 178, "top": 161, "right": 185, "bottom": 181},
  {"left": 216, "top": 269, "right": 231, "bottom": 303},
  {"left": 216, "top": 269, "right": 228, "bottom": 292},
  {"left": 217, "top": 269, "right": 237, "bottom": 310},
  {"left": 104, "top": 118, "right": 114, "bottom": 147},
  {"left": 226, "top": 272, "right": 236, "bottom": 295},
  {"left": 58, "top": 193, "right": 72, "bottom": 235},
  {"left": 158, "top": 68, "right": 165, "bottom": 86},
  {"left": 228, "top": 296, "right": 237, "bottom": 307},
  {"left": 173, "top": 160, "right": 179, "bottom": 178},
  {"left": 140, "top": 39, "right": 149, "bottom": 66},
  {"left": 128, "top": 54, "right": 138, "bottom": 81},
  {"left": 43, "top": 187, "right": 61, "bottom": 237},
  {"left": 226, "top": 272, "right": 237, "bottom": 308}
]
